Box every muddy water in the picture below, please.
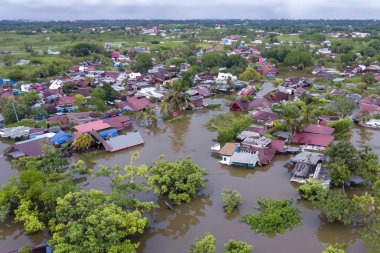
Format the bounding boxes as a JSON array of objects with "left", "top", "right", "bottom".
[{"left": 0, "top": 99, "right": 377, "bottom": 253}]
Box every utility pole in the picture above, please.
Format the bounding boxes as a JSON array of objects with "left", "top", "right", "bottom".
[{"left": 11, "top": 102, "right": 19, "bottom": 122}]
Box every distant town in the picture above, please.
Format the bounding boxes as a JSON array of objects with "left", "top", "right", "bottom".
[{"left": 0, "top": 19, "right": 379, "bottom": 253}]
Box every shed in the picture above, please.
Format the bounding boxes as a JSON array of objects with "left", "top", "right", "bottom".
[{"left": 104, "top": 132, "right": 144, "bottom": 152}]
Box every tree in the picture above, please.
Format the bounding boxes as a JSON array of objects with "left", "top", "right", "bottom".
[
  {"left": 224, "top": 240, "right": 253, "bottom": 253},
  {"left": 0, "top": 168, "right": 76, "bottom": 234},
  {"left": 284, "top": 50, "right": 313, "bottom": 67},
  {"left": 62, "top": 82, "right": 76, "bottom": 95},
  {"left": 73, "top": 133, "right": 94, "bottom": 151},
  {"left": 298, "top": 182, "right": 328, "bottom": 202},
  {"left": 327, "top": 158, "right": 351, "bottom": 187},
  {"left": 280, "top": 103, "right": 304, "bottom": 136},
  {"left": 327, "top": 118, "right": 353, "bottom": 140},
  {"left": 95, "top": 152, "right": 156, "bottom": 212},
  {"left": 322, "top": 244, "right": 346, "bottom": 253},
  {"left": 132, "top": 53, "right": 153, "bottom": 73},
  {"left": 239, "top": 67, "right": 262, "bottom": 82},
  {"left": 317, "top": 190, "right": 359, "bottom": 224},
  {"left": 221, "top": 189, "right": 242, "bottom": 214},
  {"left": 189, "top": 232, "right": 216, "bottom": 253},
  {"left": 333, "top": 96, "right": 356, "bottom": 118},
  {"left": 69, "top": 160, "right": 92, "bottom": 175},
  {"left": 148, "top": 157, "right": 207, "bottom": 204},
  {"left": 12, "top": 145, "right": 70, "bottom": 174},
  {"left": 362, "top": 73, "right": 377, "bottom": 85},
  {"left": 70, "top": 42, "right": 103, "bottom": 57},
  {"left": 135, "top": 107, "right": 157, "bottom": 126},
  {"left": 243, "top": 198, "right": 301, "bottom": 234},
  {"left": 73, "top": 94, "right": 86, "bottom": 107},
  {"left": 49, "top": 190, "right": 147, "bottom": 253}
]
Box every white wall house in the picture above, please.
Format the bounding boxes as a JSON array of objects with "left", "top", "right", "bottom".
[
  {"left": 215, "top": 73, "right": 237, "bottom": 84},
  {"left": 49, "top": 79, "right": 64, "bottom": 90}
]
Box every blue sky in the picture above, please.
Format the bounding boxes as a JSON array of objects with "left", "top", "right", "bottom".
[{"left": 1, "top": 0, "right": 379, "bottom": 20}]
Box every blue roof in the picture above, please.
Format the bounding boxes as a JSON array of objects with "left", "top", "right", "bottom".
[
  {"left": 50, "top": 131, "right": 72, "bottom": 145},
  {"left": 0, "top": 77, "right": 17, "bottom": 86},
  {"left": 99, "top": 129, "right": 118, "bottom": 138}
]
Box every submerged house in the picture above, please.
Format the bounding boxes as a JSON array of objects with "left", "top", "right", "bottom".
[
  {"left": 103, "top": 131, "right": 145, "bottom": 152},
  {"left": 291, "top": 124, "right": 335, "bottom": 151},
  {"left": 4, "top": 137, "right": 51, "bottom": 158},
  {"left": 73, "top": 120, "right": 113, "bottom": 137},
  {"left": 219, "top": 143, "right": 239, "bottom": 165},
  {"left": 289, "top": 152, "right": 325, "bottom": 183}
]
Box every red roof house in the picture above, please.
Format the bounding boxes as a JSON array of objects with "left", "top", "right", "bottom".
[
  {"left": 291, "top": 133, "right": 334, "bottom": 147},
  {"left": 74, "top": 120, "right": 112, "bottom": 136},
  {"left": 303, "top": 124, "right": 335, "bottom": 135},
  {"left": 119, "top": 96, "right": 152, "bottom": 112}
]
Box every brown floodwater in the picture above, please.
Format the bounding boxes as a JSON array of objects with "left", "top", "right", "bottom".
[{"left": 0, "top": 98, "right": 377, "bottom": 253}]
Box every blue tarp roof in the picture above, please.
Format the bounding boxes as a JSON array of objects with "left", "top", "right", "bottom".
[
  {"left": 99, "top": 129, "right": 118, "bottom": 138},
  {"left": 50, "top": 131, "right": 72, "bottom": 145}
]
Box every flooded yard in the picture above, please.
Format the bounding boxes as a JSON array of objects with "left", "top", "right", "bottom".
[{"left": 0, "top": 99, "right": 376, "bottom": 252}]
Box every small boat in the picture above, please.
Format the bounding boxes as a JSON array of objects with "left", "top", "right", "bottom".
[{"left": 164, "top": 201, "right": 174, "bottom": 210}]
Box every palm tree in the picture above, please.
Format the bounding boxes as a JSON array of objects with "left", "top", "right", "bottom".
[
  {"left": 281, "top": 103, "right": 305, "bottom": 137},
  {"left": 135, "top": 107, "right": 157, "bottom": 126}
]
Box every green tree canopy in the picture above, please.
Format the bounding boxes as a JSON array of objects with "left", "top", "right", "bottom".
[
  {"left": 189, "top": 232, "right": 216, "bottom": 253},
  {"left": 221, "top": 189, "right": 242, "bottom": 214},
  {"left": 224, "top": 240, "right": 253, "bottom": 253},
  {"left": 148, "top": 157, "right": 207, "bottom": 204},
  {"left": 243, "top": 198, "right": 301, "bottom": 234},
  {"left": 49, "top": 190, "right": 147, "bottom": 253},
  {"left": 317, "top": 190, "right": 359, "bottom": 224},
  {"left": 132, "top": 53, "right": 153, "bottom": 73},
  {"left": 239, "top": 67, "right": 262, "bottom": 82}
]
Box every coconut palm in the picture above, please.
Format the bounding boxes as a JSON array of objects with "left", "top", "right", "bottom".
[{"left": 281, "top": 103, "right": 305, "bottom": 137}]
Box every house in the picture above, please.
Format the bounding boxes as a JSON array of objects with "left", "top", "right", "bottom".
[
  {"left": 291, "top": 132, "right": 334, "bottom": 150},
  {"left": 289, "top": 152, "right": 325, "bottom": 183},
  {"left": 136, "top": 87, "right": 164, "bottom": 100},
  {"left": 0, "top": 126, "right": 31, "bottom": 138},
  {"left": 102, "top": 116, "right": 132, "bottom": 131},
  {"left": 237, "top": 86, "right": 255, "bottom": 98},
  {"left": 49, "top": 79, "right": 64, "bottom": 90},
  {"left": 3, "top": 137, "right": 51, "bottom": 158},
  {"left": 103, "top": 131, "right": 144, "bottom": 152},
  {"left": 219, "top": 143, "right": 239, "bottom": 165},
  {"left": 55, "top": 96, "right": 75, "bottom": 112},
  {"left": 236, "top": 131, "right": 260, "bottom": 141},
  {"left": 73, "top": 120, "right": 112, "bottom": 137},
  {"left": 215, "top": 73, "right": 237, "bottom": 84},
  {"left": 230, "top": 149, "right": 260, "bottom": 167},
  {"left": 230, "top": 98, "right": 271, "bottom": 111},
  {"left": 239, "top": 136, "right": 284, "bottom": 165},
  {"left": 264, "top": 89, "right": 288, "bottom": 103},
  {"left": 303, "top": 124, "right": 335, "bottom": 135},
  {"left": 50, "top": 131, "right": 72, "bottom": 145},
  {"left": 118, "top": 96, "right": 152, "bottom": 112},
  {"left": 252, "top": 110, "right": 278, "bottom": 123},
  {"left": 249, "top": 124, "right": 267, "bottom": 136},
  {"left": 360, "top": 97, "right": 380, "bottom": 114}
]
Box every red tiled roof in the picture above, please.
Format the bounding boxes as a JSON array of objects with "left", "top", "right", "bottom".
[
  {"left": 57, "top": 96, "right": 74, "bottom": 105},
  {"left": 270, "top": 139, "right": 285, "bottom": 152},
  {"left": 291, "top": 132, "right": 334, "bottom": 147},
  {"left": 252, "top": 111, "right": 278, "bottom": 121},
  {"left": 74, "top": 120, "right": 112, "bottom": 135},
  {"left": 304, "top": 124, "right": 335, "bottom": 135},
  {"left": 120, "top": 96, "right": 152, "bottom": 111}
]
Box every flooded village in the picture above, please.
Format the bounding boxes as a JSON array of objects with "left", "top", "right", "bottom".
[{"left": 0, "top": 20, "right": 380, "bottom": 253}]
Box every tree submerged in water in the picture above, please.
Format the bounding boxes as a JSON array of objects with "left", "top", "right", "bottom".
[
  {"left": 243, "top": 198, "right": 301, "bottom": 234},
  {"left": 148, "top": 156, "right": 207, "bottom": 205},
  {"left": 221, "top": 189, "right": 242, "bottom": 214}
]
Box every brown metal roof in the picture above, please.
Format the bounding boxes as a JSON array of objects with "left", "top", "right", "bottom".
[{"left": 219, "top": 143, "right": 239, "bottom": 156}]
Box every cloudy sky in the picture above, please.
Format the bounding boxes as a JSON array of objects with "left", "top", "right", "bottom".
[{"left": 1, "top": 0, "right": 379, "bottom": 20}]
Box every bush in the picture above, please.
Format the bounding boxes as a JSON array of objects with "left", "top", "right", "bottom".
[
  {"left": 243, "top": 198, "right": 301, "bottom": 234},
  {"left": 148, "top": 158, "right": 207, "bottom": 204},
  {"left": 221, "top": 189, "right": 242, "bottom": 214}
]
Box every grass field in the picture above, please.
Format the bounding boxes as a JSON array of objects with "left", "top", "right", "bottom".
[{"left": 277, "top": 34, "right": 302, "bottom": 43}]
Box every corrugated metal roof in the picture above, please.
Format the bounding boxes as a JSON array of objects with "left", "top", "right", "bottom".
[{"left": 104, "top": 132, "right": 144, "bottom": 152}]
